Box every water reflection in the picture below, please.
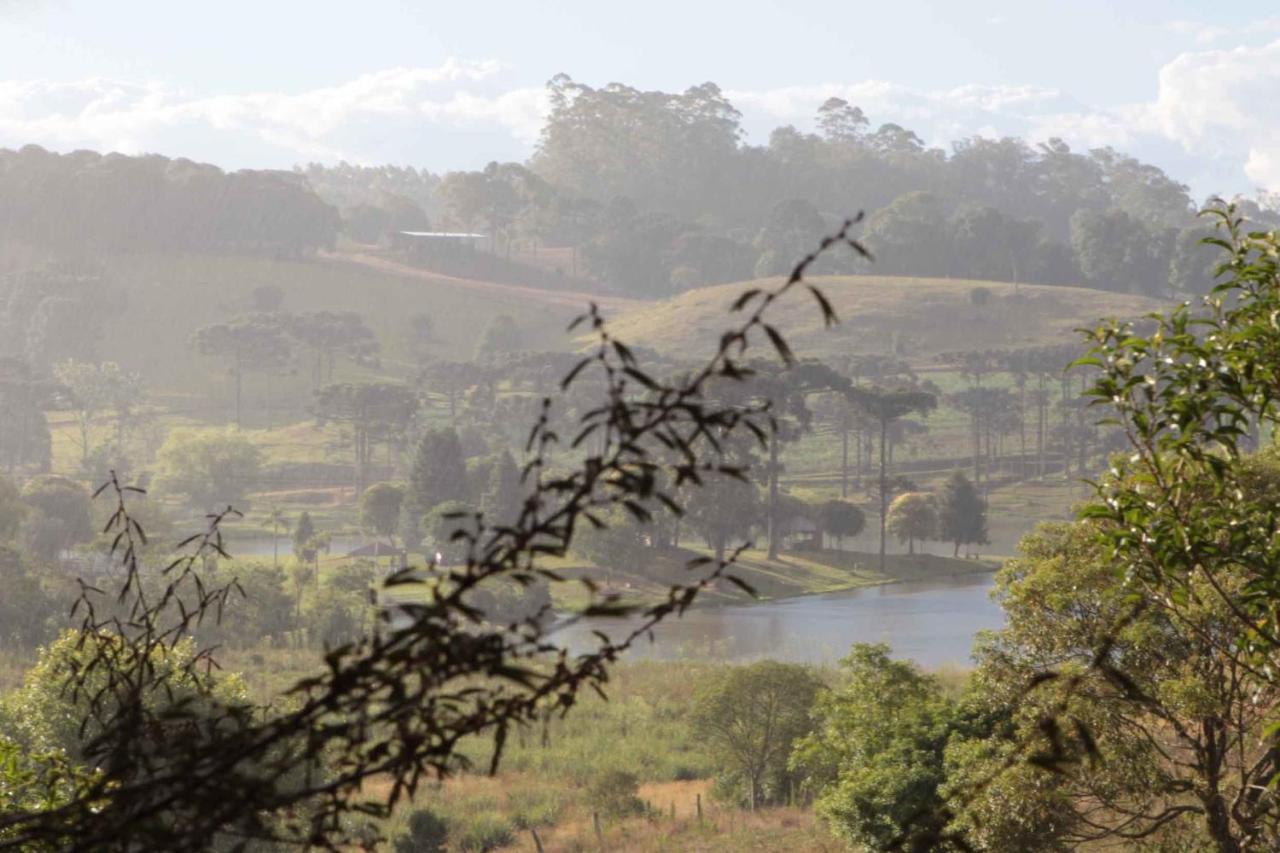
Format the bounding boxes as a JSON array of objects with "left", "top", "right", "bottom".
[{"left": 554, "top": 573, "right": 1001, "bottom": 668}]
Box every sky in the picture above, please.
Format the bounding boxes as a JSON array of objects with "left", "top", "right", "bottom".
[{"left": 1, "top": 0, "right": 1278, "bottom": 199}]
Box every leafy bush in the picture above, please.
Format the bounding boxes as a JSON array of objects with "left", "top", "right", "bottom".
[
  {"left": 584, "top": 769, "right": 644, "bottom": 818},
  {"left": 392, "top": 807, "right": 447, "bottom": 853}
]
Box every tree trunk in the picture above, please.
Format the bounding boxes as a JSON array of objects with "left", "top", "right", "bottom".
[
  {"left": 840, "top": 427, "right": 849, "bottom": 499},
  {"left": 879, "top": 418, "right": 888, "bottom": 573},
  {"left": 972, "top": 410, "right": 981, "bottom": 483},
  {"left": 854, "top": 428, "right": 863, "bottom": 488},
  {"left": 233, "top": 349, "right": 243, "bottom": 429},
  {"left": 767, "top": 432, "right": 781, "bottom": 560}
]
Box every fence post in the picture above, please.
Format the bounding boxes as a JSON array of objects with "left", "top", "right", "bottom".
[
  {"left": 696, "top": 793, "right": 702, "bottom": 823},
  {"left": 530, "top": 827, "right": 545, "bottom": 853},
  {"left": 593, "top": 810, "right": 603, "bottom": 846}
]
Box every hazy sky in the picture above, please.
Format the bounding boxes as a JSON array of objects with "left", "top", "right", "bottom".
[{"left": 2, "top": 1, "right": 1278, "bottom": 197}]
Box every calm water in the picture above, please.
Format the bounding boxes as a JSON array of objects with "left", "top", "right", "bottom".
[{"left": 553, "top": 572, "right": 1002, "bottom": 668}]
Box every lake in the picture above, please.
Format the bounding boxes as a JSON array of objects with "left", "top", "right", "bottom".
[{"left": 552, "top": 572, "right": 1002, "bottom": 668}]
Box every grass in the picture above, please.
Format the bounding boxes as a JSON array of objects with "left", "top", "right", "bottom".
[
  {"left": 541, "top": 546, "right": 997, "bottom": 611},
  {"left": 79, "top": 250, "right": 587, "bottom": 392},
  {"left": 367, "top": 659, "right": 853, "bottom": 852},
  {"left": 601, "top": 273, "right": 1167, "bottom": 367}
]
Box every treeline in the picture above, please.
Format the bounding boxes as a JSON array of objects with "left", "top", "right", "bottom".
[
  {"left": 0, "top": 146, "right": 338, "bottom": 256},
  {"left": 304, "top": 76, "right": 1280, "bottom": 297}
]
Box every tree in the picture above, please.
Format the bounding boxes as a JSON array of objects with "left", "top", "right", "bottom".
[
  {"left": 948, "top": 516, "right": 1280, "bottom": 851},
  {"left": 862, "top": 192, "right": 951, "bottom": 277},
  {"left": 191, "top": 317, "right": 291, "bottom": 428},
  {"left": 292, "top": 511, "right": 316, "bottom": 566},
  {"left": 0, "top": 474, "right": 27, "bottom": 543},
  {"left": 816, "top": 97, "right": 868, "bottom": 144},
  {"left": 0, "top": 547, "right": 57, "bottom": 648},
  {"left": 753, "top": 198, "right": 829, "bottom": 278},
  {"left": 393, "top": 808, "right": 448, "bottom": 853},
  {"left": 20, "top": 475, "right": 92, "bottom": 560},
  {"left": 408, "top": 427, "right": 469, "bottom": 514},
  {"left": 692, "top": 661, "right": 822, "bottom": 809},
  {"left": 1, "top": 631, "right": 247, "bottom": 764},
  {"left": 847, "top": 385, "right": 936, "bottom": 570},
  {"left": 480, "top": 450, "right": 522, "bottom": 527},
  {"left": 358, "top": 483, "right": 404, "bottom": 544},
  {"left": 792, "top": 644, "right": 959, "bottom": 851},
  {"left": 154, "top": 428, "right": 262, "bottom": 511},
  {"left": 283, "top": 311, "right": 379, "bottom": 388},
  {"left": 53, "top": 360, "right": 143, "bottom": 467},
  {"left": 0, "top": 358, "right": 54, "bottom": 474},
  {"left": 935, "top": 471, "right": 987, "bottom": 557},
  {"left": 0, "top": 219, "right": 858, "bottom": 851},
  {"left": 886, "top": 492, "right": 936, "bottom": 555},
  {"left": 1069, "top": 207, "right": 1171, "bottom": 296},
  {"left": 314, "top": 382, "right": 418, "bottom": 496},
  {"left": 685, "top": 470, "right": 762, "bottom": 565},
  {"left": 816, "top": 500, "right": 864, "bottom": 549},
  {"left": 263, "top": 505, "right": 288, "bottom": 569}
]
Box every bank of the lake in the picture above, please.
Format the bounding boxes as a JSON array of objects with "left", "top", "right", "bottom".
[{"left": 555, "top": 568, "right": 1002, "bottom": 668}]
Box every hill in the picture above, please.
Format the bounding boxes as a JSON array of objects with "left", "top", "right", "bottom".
[
  {"left": 68, "top": 250, "right": 615, "bottom": 390},
  {"left": 599, "top": 274, "right": 1169, "bottom": 365}
]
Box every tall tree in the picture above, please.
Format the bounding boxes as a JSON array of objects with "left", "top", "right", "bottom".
[
  {"left": 480, "top": 450, "right": 522, "bottom": 528},
  {"left": 847, "top": 385, "right": 936, "bottom": 571},
  {"left": 314, "top": 382, "right": 418, "bottom": 497},
  {"left": 887, "top": 491, "right": 936, "bottom": 555},
  {"left": 359, "top": 483, "right": 405, "bottom": 546},
  {"left": 282, "top": 311, "right": 378, "bottom": 388},
  {"left": 0, "top": 358, "right": 54, "bottom": 474},
  {"left": 691, "top": 661, "right": 822, "bottom": 809},
  {"left": 408, "top": 427, "right": 469, "bottom": 515},
  {"left": 935, "top": 471, "right": 987, "bottom": 557},
  {"left": 53, "top": 360, "right": 142, "bottom": 466},
  {"left": 192, "top": 317, "right": 291, "bottom": 428}
]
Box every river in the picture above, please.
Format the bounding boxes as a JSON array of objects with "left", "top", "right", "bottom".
[{"left": 552, "top": 572, "right": 1002, "bottom": 669}]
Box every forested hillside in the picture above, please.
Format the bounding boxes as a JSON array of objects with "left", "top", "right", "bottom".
[
  {"left": 0, "top": 146, "right": 338, "bottom": 256},
  {"left": 303, "top": 76, "right": 1280, "bottom": 299}
]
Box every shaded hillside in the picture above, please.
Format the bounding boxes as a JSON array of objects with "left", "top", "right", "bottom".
[
  {"left": 599, "top": 274, "right": 1168, "bottom": 364},
  {"left": 79, "top": 251, "right": 596, "bottom": 390}
]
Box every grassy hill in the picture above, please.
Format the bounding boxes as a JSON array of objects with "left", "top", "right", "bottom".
[{"left": 599, "top": 274, "right": 1168, "bottom": 365}]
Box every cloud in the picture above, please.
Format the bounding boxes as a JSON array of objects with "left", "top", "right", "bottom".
[
  {"left": 1165, "top": 16, "right": 1280, "bottom": 45},
  {"left": 0, "top": 44, "right": 1277, "bottom": 197},
  {"left": 0, "top": 58, "right": 546, "bottom": 169},
  {"left": 1143, "top": 38, "right": 1280, "bottom": 190},
  {"left": 725, "top": 40, "right": 1280, "bottom": 196}
]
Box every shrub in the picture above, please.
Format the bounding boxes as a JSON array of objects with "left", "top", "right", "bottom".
[
  {"left": 585, "top": 769, "right": 645, "bottom": 818},
  {"left": 392, "top": 807, "right": 447, "bottom": 853},
  {"left": 453, "top": 811, "right": 514, "bottom": 852}
]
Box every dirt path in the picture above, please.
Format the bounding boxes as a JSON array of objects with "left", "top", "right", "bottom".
[{"left": 320, "top": 250, "right": 645, "bottom": 314}]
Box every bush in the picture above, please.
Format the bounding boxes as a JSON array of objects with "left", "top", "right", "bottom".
[
  {"left": 585, "top": 769, "right": 645, "bottom": 818},
  {"left": 453, "top": 811, "right": 514, "bottom": 852},
  {"left": 393, "top": 807, "right": 447, "bottom": 853}
]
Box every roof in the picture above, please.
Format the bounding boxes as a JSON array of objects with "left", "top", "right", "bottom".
[
  {"left": 345, "top": 541, "right": 405, "bottom": 558},
  {"left": 397, "top": 230, "right": 488, "bottom": 239}
]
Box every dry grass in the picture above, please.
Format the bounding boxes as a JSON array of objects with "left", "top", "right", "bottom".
[
  {"left": 601, "top": 274, "right": 1166, "bottom": 366},
  {"left": 506, "top": 799, "right": 847, "bottom": 853}
]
